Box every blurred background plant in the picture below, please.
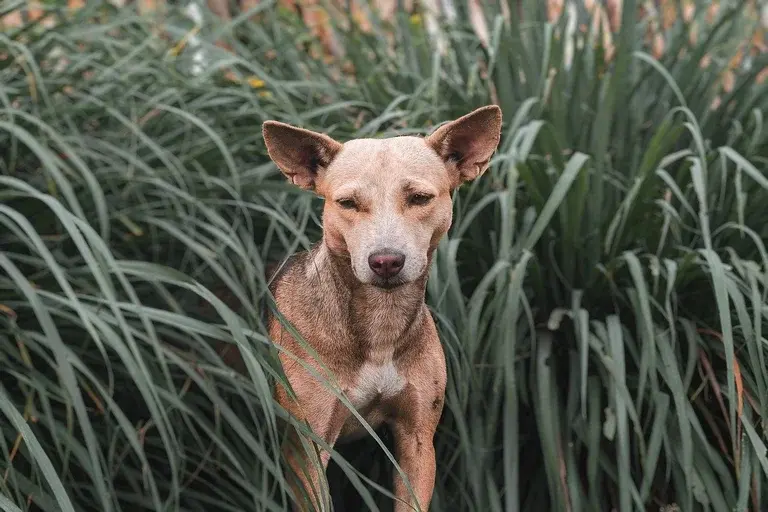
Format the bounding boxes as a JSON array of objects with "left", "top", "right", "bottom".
[{"left": 1, "top": 0, "right": 767, "bottom": 511}]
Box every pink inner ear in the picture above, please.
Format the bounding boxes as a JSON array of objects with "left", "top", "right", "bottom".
[
  {"left": 436, "top": 124, "right": 498, "bottom": 167},
  {"left": 429, "top": 106, "right": 501, "bottom": 160},
  {"left": 291, "top": 174, "right": 314, "bottom": 188},
  {"left": 425, "top": 106, "right": 502, "bottom": 186},
  {"left": 262, "top": 121, "right": 343, "bottom": 190},
  {"left": 448, "top": 132, "right": 485, "bottom": 163}
]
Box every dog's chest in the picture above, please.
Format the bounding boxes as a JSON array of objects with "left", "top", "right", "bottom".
[{"left": 348, "top": 357, "right": 406, "bottom": 409}]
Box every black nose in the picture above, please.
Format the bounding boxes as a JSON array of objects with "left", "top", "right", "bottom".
[{"left": 368, "top": 250, "right": 406, "bottom": 279}]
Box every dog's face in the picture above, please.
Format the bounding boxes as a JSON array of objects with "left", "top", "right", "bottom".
[{"left": 263, "top": 106, "right": 502, "bottom": 289}]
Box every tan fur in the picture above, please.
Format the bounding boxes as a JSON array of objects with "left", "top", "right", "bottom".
[{"left": 262, "top": 106, "right": 502, "bottom": 511}]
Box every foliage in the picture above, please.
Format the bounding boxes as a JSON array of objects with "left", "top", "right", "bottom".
[{"left": 1, "top": 0, "right": 768, "bottom": 511}]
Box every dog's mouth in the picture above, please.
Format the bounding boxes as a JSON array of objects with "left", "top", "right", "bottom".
[{"left": 370, "top": 277, "right": 406, "bottom": 290}]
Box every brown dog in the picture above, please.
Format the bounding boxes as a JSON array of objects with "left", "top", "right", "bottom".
[{"left": 262, "top": 105, "right": 502, "bottom": 511}]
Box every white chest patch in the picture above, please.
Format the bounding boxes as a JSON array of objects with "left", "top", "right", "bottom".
[{"left": 349, "top": 360, "right": 406, "bottom": 408}]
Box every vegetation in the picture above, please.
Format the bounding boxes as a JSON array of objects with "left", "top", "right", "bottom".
[{"left": 1, "top": 0, "right": 767, "bottom": 510}]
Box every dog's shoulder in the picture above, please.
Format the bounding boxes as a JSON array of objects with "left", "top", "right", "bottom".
[
  {"left": 265, "top": 247, "right": 314, "bottom": 297},
  {"left": 262, "top": 245, "right": 321, "bottom": 333}
]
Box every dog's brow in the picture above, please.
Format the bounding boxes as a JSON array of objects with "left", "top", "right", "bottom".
[
  {"left": 403, "top": 179, "right": 438, "bottom": 195},
  {"left": 331, "top": 184, "right": 360, "bottom": 200}
]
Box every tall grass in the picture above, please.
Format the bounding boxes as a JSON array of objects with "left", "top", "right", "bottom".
[{"left": 1, "top": 0, "right": 767, "bottom": 510}]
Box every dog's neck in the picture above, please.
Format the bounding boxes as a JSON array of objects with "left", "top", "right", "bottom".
[{"left": 306, "top": 241, "right": 430, "bottom": 359}]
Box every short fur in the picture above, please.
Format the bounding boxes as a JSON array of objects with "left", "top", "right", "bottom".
[{"left": 262, "top": 105, "right": 502, "bottom": 511}]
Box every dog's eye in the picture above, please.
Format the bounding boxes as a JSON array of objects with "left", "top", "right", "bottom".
[
  {"left": 336, "top": 198, "right": 358, "bottom": 210},
  {"left": 408, "top": 193, "right": 434, "bottom": 206}
]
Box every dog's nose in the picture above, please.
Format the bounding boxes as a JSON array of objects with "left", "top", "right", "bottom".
[{"left": 368, "top": 250, "right": 406, "bottom": 279}]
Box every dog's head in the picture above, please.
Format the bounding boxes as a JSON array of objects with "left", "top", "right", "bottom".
[{"left": 262, "top": 106, "right": 502, "bottom": 289}]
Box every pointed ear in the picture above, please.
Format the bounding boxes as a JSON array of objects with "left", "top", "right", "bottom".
[
  {"left": 426, "top": 105, "right": 502, "bottom": 188},
  {"left": 262, "top": 121, "right": 343, "bottom": 190}
]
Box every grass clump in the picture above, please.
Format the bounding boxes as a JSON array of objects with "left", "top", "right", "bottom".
[{"left": 1, "top": 0, "right": 767, "bottom": 510}]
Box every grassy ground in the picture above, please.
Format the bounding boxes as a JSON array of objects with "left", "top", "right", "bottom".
[{"left": 1, "top": 1, "right": 768, "bottom": 511}]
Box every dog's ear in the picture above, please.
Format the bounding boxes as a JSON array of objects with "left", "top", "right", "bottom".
[
  {"left": 262, "top": 121, "right": 343, "bottom": 190},
  {"left": 426, "top": 105, "right": 502, "bottom": 188}
]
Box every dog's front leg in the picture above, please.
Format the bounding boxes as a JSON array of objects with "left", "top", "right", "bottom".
[
  {"left": 391, "top": 420, "right": 439, "bottom": 512},
  {"left": 280, "top": 384, "right": 350, "bottom": 512}
]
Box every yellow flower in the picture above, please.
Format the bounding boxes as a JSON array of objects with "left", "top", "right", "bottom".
[
  {"left": 247, "top": 76, "right": 266, "bottom": 88},
  {"left": 409, "top": 14, "right": 422, "bottom": 25},
  {"left": 258, "top": 91, "right": 273, "bottom": 99}
]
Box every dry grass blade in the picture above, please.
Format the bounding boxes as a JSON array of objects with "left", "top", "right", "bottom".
[{"left": 1, "top": 0, "right": 767, "bottom": 510}]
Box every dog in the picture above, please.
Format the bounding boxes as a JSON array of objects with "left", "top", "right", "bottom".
[{"left": 262, "top": 105, "right": 502, "bottom": 511}]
